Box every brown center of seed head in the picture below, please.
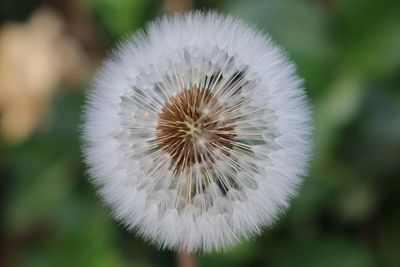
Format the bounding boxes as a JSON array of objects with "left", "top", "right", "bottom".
[{"left": 156, "top": 88, "right": 236, "bottom": 174}]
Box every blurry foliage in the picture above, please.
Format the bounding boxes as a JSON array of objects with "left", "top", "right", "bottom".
[
  {"left": 0, "top": 8, "right": 90, "bottom": 144},
  {"left": 88, "top": 0, "right": 158, "bottom": 40},
  {"left": 0, "top": 0, "right": 400, "bottom": 267}
]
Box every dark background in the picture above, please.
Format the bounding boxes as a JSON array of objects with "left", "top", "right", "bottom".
[{"left": 0, "top": 0, "right": 399, "bottom": 266}]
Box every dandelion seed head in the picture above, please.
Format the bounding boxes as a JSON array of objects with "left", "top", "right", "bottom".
[{"left": 82, "top": 11, "right": 312, "bottom": 252}]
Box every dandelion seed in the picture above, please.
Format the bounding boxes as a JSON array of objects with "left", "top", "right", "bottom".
[{"left": 82, "top": 11, "right": 312, "bottom": 252}]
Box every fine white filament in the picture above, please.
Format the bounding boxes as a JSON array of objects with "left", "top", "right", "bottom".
[{"left": 82, "top": 12, "right": 312, "bottom": 252}]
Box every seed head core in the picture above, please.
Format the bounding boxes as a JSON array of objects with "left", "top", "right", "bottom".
[{"left": 156, "top": 88, "right": 235, "bottom": 174}]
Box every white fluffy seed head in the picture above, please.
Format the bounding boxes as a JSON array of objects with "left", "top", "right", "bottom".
[{"left": 82, "top": 11, "right": 312, "bottom": 252}]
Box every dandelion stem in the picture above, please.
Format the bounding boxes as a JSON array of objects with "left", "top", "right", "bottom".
[{"left": 177, "top": 251, "right": 196, "bottom": 267}]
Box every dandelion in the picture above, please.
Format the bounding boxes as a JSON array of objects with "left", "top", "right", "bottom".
[{"left": 82, "top": 11, "right": 312, "bottom": 252}]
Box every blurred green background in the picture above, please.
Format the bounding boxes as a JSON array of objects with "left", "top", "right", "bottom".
[{"left": 1, "top": 0, "right": 399, "bottom": 266}]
